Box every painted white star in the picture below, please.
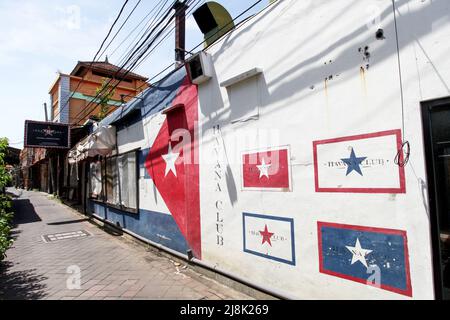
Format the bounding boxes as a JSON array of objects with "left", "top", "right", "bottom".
[
  {"left": 43, "top": 127, "right": 55, "bottom": 136},
  {"left": 162, "top": 144, "right": 180, "bottom": 177},
  {"left": 256, "top": 158, "right": 271, "bottom": 179},
  {"left": 345, "top": 238, "right": 373, "bottom": 268}
]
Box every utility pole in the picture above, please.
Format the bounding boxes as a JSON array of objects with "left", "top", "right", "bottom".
[
  {"left": 173, "top": 0, "right": 188, "bottom": 67},
  {"left": 44, "top": 102, "right": 49, "bottom": 121}
]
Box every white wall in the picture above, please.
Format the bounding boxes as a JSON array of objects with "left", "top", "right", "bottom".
[{"left": 196, "top": 0, "right": 450, "bottom": 299}]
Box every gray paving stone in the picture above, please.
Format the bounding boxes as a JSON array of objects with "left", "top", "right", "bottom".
[{"left": 1, "top": 189, "right": 253, "bottom": 300}]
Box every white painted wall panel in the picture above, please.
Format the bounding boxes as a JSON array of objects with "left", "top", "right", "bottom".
[{"left": 197, "top": 0, "right": 443, "bottom": 299}]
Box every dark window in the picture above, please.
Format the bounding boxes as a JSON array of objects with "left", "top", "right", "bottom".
[
  {"left": 89, "top": 160, "right": 103, "bottom": 200},
  {"left": 89, "top": 150, "right": 138, "bottom": 212},
  {"left": 188, "top": 55, "right": 203, "bottom": 80}
]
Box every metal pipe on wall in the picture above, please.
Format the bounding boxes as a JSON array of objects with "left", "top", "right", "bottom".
[{"left": 90, "top": 212, "right": 295, "bottom": 300}]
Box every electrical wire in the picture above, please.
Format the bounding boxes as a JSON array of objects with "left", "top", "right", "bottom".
[
  {"left": 108, "top": 0, "right": 167, "bottom": 58},
  {"left": 92, "top": 0, "right": 130, "bottom": 63},
  {"left": 52, "top": 0, "right": 131, "bottom": 122},
  {"left": 189, "top": 0, "right": 264, "bottom": 52},
  {"left": 70, "top": 1, "right": 183, "bottom": 125},
  {"left": 392, "top": 0, "right": 406, "bottom": 141},
  {"left": 392, "top": 0, "right": 410, "bottom": 167},
  {"left": 99, "top": 0, "right": 203, "bottom": 105},
  {"left": 97, "top": 0, "right": 143, "bottom": 61},
  {"left": 109, "top": 0, "right": 203, "bottom": 107},
  {"left": 115, "top": 0, "right": 170, "bottom": 66},
  {"left": 77, "top": 4, "right": 179, "bottom": 116},
  {"left": 133, "top": 0, "right": 204, "bottom": 71},
  {"left": 71, "top": 0, "right": 265, "bottom": 126},
  {"left": 395, "top": 141, "right": 410, "bottom": 167},
  {"left": 115, "top": 0, "right": 264, "bottom": 103}
]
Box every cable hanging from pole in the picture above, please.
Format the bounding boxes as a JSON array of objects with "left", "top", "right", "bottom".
[
  {"left": 70, "top": 0, "right": 184, "bottom": 125},
  {"left": 87, "top": 0, "right": 265, "bottom": 114},
  {"left": 97, "top": 0, "right": 143, "bottom": 61},
  {"left": 109, "top": 0, "right": 168, "bottom": 58},
  {"left": 70, "top": 0, "right": 267, "bottom": 126},
  {"left": 52, "top": 0, "right": 132, "bottom": 122}
]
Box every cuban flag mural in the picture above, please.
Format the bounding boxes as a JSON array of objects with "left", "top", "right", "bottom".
[
  {"left": 313, "top": 130, "right": 406, "bottom": 193},
  {"left": 137, "top": 67, "right": 201, "bottom": 259},
  {"left": 318, "top": 222, "right": 412, "bottom": 297},
  {"left": 243, "top": 212, "right": 296, "bottom": 265},
  {"left": 241, "top": 146, "right": 291, "bottom": 191}
]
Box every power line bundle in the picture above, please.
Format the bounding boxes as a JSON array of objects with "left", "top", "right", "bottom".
[
  {"left": 53, "top": 0, "right": 265, "bottom": 127},
  {"left": 70, "top": 0, "right": 200, "bottom": 126}
]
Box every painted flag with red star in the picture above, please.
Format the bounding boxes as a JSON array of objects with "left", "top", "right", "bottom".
[
  {"left": 241, "top": 146, "right": 291, "bottom": 191},
  {"left": 144, "top": 73, "right": 201, "bottom": 259},
  {"left": 242, "top": 212, "right": 296, "bottom": 265}
]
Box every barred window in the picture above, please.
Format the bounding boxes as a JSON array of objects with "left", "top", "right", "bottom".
[
  {"left": 89, "top": 160, "right": 103, "bottom": 199},
  {"left": 91, "top": 150, "right": 138, "bottom": 213},
  {"left": 118, "top": 152, "right": 137, "bottom": 209},
  {"left": 106, "top": 156, "right": 120, "bottom": 206}
]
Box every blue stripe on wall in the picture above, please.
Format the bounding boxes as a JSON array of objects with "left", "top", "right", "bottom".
[
  {"left": 139, "top": 148, "right": 151, "bottom": 179},
  {"left": 140, "top": 68, "right": 186, "bottom": 119},
  {"left": 89, "top": 201, "right": 189, "bottom": 254},
  {"left": 321, "top": 226, "right": 408, "bottom": 291}
]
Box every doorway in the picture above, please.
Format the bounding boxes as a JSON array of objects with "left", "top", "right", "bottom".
[{"left": 422, "top": 97, "right": 450, "bottom": 300}]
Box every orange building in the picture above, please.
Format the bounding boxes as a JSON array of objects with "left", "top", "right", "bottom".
[{"left": 49, "top": 58, "right": 149, "bottom": 125}]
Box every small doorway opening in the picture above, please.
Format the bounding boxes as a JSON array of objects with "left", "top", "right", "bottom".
[{"left": 422, "top": 97, "right": 450, "bottom": 300}]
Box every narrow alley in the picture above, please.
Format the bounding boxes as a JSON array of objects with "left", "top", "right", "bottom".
[{"left": 0, "top": 189, "right": 252, "bottom": 300}]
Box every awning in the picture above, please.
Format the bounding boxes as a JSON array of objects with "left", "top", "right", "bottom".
[{"left": 68, "top": 125, "right": 116, "bottom": 164}]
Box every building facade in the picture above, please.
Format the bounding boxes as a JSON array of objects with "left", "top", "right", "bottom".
[
  {"left": 20, "top": 59, "right": 149, "bottom": 197},
  {"left": 49, "top": 58, "right": 149, "bottom": 125},
  {"left": 44, "top": 0, "right": 450, "bottom": 299}
]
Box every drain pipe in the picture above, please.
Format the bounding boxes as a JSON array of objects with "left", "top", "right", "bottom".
[
  {"left": 173, "top": 0, "right": 188, "bottom": 68},
  {"left": 90, "top": 213, "right": 296, "bottom": 300}
]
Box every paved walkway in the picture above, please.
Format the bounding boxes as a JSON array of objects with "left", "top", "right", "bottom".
[{"left": 0, "top": 189, "right": 252, "bottom": 300}]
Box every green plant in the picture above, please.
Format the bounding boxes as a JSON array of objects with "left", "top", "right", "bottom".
[
  {"left": 0, "top": 138, "right": 11, "bottom": 190},
  {"left": 0, "top": 209, "right": 13, "bottom": 261},
  {"left": 96, "top": 78, "right": 116, "bottom": 120},
  {"left": 0, "top": 138, "right": 14, "bottom": 261}
]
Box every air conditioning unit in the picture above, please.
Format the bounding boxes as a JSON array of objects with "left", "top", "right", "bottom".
[{"left": 186, "top": 51, "right": 213, "bottom": 85}]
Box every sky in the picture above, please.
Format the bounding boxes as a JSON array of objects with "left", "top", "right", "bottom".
[{"left": 0, "top": 0, "right": 267, "bottom": 149}]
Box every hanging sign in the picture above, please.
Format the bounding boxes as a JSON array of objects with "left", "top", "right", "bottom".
[{"left": 24, "top": 120, "right": 70, "bottom": 149}]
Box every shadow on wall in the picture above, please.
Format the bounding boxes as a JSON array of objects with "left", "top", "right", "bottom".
[
  {"left": 200, "top": 0, "right": 450, "bottom": 134},
  {"left": 0, "top": 261, "right": 48, "bottom": 300},
  {"left": 141, "top": 73, "right": 186, "bottom": 119},
  {"left": 199, "top": 66, "right": 274, "bottom": 205},
  {"left": 198, "top": 65, "right": 243, "bottom": 206},
  {"left": 265, "top": 0, "right": 450, "bottom": 109},
  {"left": 118, "top": 117, "right": 145, "bottom": 147}
]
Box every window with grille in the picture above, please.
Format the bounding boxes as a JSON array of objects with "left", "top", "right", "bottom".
[{"left": 89, "top": 150, "right": 138, "bottom": 213}]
